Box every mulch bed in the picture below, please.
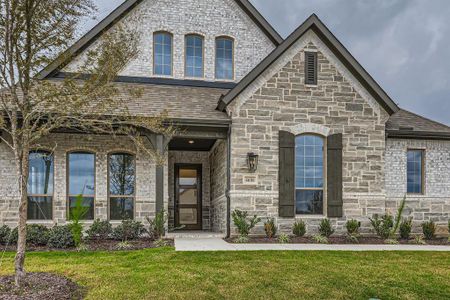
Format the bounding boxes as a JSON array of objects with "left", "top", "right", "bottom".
[
  {"left": 225, "top": 236, "right": 450, "bottom": 245},
  {"left": 0, "top": 273, "right": 84, "bottom": 300},
  {"left": 0, "top": 238, "right": 174, "bottom": 252}
]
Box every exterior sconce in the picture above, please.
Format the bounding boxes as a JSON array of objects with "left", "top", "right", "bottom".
[{"left": 247, "top": 152, "right": 259, "bottom": 173}]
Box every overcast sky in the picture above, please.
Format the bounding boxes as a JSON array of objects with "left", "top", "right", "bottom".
[{"left": 90, "top": 0, "right": 450, "bottom": 125}]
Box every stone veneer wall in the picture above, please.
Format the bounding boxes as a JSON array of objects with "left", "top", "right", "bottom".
[
  {"left": 227, "top": 33, "right": 390, "bottom": 235},
  {"left": 386, "top": 138, "right": 450, "bottom": 235},
  {"left": 209, "top": 140, "right": 228, "bottom": 233},
  {"left": 168, "top": 151, "right": 211, "bottom": 230},
  {"left": 63, "top": 0, "right": 275, "bottom": 82},
  {"left": 0, "top": 133, "right": 168, "bottom": 227}
]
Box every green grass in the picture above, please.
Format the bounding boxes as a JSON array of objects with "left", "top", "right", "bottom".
[{"left": 0, "top": 248, "right": 449, "bottom": 299}]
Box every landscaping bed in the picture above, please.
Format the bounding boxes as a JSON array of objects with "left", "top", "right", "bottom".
[
  {"left": 0, "top": 273, "right": 84, "bottom": 300},
  {"left": 225, "top": 236, "right": 450, "bottom": 245}
]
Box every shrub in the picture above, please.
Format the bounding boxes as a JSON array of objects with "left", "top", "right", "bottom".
[
  {"left": 369, "top": 214, "right": 393, "bottom": 239},
  {"left": 312, "top": 234, "right": 328, "bottom": 244},
  {"left": 69, "top": 195, "right": 90, "bottom": 247},
  {"left": 231, "top": 210, "right": 260, "bottom": 237},
  {"left": 264, "top": 218, "right": 277, "bottom": 239},
  {"left": 0, "top": 225, "right": 11, "bottom": 245},
  {"left": 8, "top": 227, "right": 18, "bottom": 244},
  {"left": 86, "top": 219, "right": 112, "bottom": 240},
  {"left": 346, "top": 219, "right": 361, "bottom": 236},
  {"left": 146, "top": 210, "right": 167, "bottom": 240},
  {"left": 26, "top": 224, "right": 50, "bottom": 246},
  {"left": 399, "top": 218, "right": 413, "bottom": 240},
  {"left": 292, "top": 220, "right": 306, "bottom": 237},
  {"left": 410, "top": 235, "right": 426, "bottom": 245},
  {"left": 234, "top": 235, "right": 249, "bottom": 244},
  {"left": 277, "top": 233, "right": 290, "bottom": 244},
  {"left": 422, "top": 221, "right": 436, "bottom": 240},
  {"left": 154, "top": 238, "right": 170, "bottom": 248},
  {"left": 346, "top": 235, "right": 359, "bottom": 244},
  {"left": 318, "top": 219, "right": 334, "bottom": 238},
  {"left": 47, "top": 225, "right": 74, "bottom": 249},
  {"left": 112, "top": 220, "right": 145, "bottom": 241},
  {"left": 385, "top": 239, "right": 399, "bottom": 245}
]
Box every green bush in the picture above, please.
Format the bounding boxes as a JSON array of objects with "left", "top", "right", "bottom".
[
  {"left": 47, "top": 225, "right": 75, "bottom": 249},
  {"left": 422, "top": 221, "right": 436, "bottom": 240},
  {"left": 318, "top": 219, "right": 334, "bottom": 238},
  {"left": 234, "top": 235, "right": 249, "bottom": 244},
  {"left": 112, "top": 220, "right": 145, "bottom": 241},
  {"left": 312, "top": 234, "right": 328, "bottom": 244},
  {"left": 8, "top": 227, "right": 18, "bottom": 244},
  {"left": 277, "top": 233, "right": 290, "bottom": 244},
  {"left": 86, "top": 219, "right": 112, "bottom": 240},
  {"left": 346, "top": 219, "right": 361, "bottom": 236},
  {"left": 146, "top": 210, "right": 167, "bottom": 239},
  {"left": 399, "top": 218, "right": 413, "bottom": 240},
  {"left": 231, "top": 210, "right": 260, "bottom": 237},
  {"left": 26, "top": 224, "right": 50, "bottom": 246},
  {"left": 369, "top": 214, "right": 394, "bottom": 239},
  {"left": 292, "top": 220, "right": 306, "bottom": 237},
  {"left": 264, "top": 218, "right": 277, "bottom": 239},
  {"left": 0, "top": 225, "right": 11, "bottom": 244}
]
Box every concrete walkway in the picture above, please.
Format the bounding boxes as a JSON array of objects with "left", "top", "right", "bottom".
[{"left": 175, "top": 238, "right": 450, "bottom": 252}]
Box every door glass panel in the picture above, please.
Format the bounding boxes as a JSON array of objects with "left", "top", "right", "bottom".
[
  {"left": 179, "top": 208, "right": 197, "bottom": 225},
  {"left": 179, "top": 188, "right": 198, "bottom": 205},
  {"left": 179, "top": 169, "right": 197, "bottom": 185}
]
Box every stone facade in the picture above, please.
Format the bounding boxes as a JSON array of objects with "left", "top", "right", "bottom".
[
  {"left": 386, "top": 139, "right": 450, "bottom": 234},
  {"left": 227, "top": 32, "right": 392, "bottom": 235},
  {"left": 0, "top": 133, "right": 169, "bottom": 227},
  {"left": 209, "top": 140, "right": 228, "bottom": 233},
  {"left": 64, "top": 0, "right": 275, "bottom": 82}
]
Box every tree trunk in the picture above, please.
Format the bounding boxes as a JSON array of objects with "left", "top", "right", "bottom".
[{"left": 14, "top": 150, "right": 29, "bottom": 287}]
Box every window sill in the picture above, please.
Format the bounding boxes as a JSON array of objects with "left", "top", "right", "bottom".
[
  {"left": 26, "top": 220, "right": 54, "bottom": 224},
  {"left": 305, "top": 84, "right": 318, "bottom": 88},
  {"left": 295, "top": 214, "right": 327, "bottom": 219}
]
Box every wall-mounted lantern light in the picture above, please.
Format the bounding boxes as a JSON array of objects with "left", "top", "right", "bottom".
[{"left": 247, "top": 152, "right": 259, "bottom": 173}]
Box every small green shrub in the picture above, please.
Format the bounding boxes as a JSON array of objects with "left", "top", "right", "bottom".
[
  {"left": 312, "top": 234, "right": 328, "bottom": 244},
  {"left": 26, "top": 224, "right": 50, "bottom": 246},
  {"left": 346, "top": 219, "right": 361, "bottom": 236},
  {"left": 399, "top": 218, "right": 413, "bottom": 240},
  {"left": 277, "top": 233, "right": 290, "bottom": 244},
  {"left": 8, "top": 227, "right": 18, "bottom": 244},
  {"left": 69, "top": 195, "right": 90, "bottom": 247},
  {"left": 292, "top": 220, "right": 306, "bottom": 237},
  {"left": 318, "top": 219, "right": 334, "bottom": 238},
  {"left": 231, "top": 210, "right": 260, "bottom": 237},
  {"left": 369, "top": 214, "right": 393, "bottom": 239},
  {"left": 154, "top": 238, "right": 170, "bottom": 248},
  {"left": 410, "top": 235, "right": 426, "bottom": 245},
  {"left": 0, "top": 225, "right": 11, "bottom": 244},
  {"left": 47, "top": 225, "right": 75, "bottom": 249},
  {"left": 112, "top": 220, "right": 145, "bottom": 241},
  {"left": 146, "top": 210, "right": 167, "bottom": 239},
  {"left": 86, "top": 219, "right": 112, "bottom": 240},
  {"left": 264, "top": 218, "right": 277, "bottom": 239},
  {"left": 234, "top": 235, "right": 249, "bottom": 244},
  {"left": 422, "top": 221, "right": 436, "bottom": 240},
  {"left": 116, "top": 241, "right": 133, "bottom": 250}
]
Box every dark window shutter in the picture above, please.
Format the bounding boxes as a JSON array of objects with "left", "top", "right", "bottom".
[
  {"left": 279, "top": 130, "right": 295, "bottom": 217},
  {"left": 305, "top": 52, "right": 318, "bottom": 85},
  {"left": 327, "top": 133, "right": 343, "bottom": 217}
]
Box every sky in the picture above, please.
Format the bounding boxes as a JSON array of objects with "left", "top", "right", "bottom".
[{"left": 89, "top": 0, "right": 450, "bottom": 125}]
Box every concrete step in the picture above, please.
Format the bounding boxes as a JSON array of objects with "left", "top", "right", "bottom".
[{"left": 167, "top": 231, "right": 226, "bottom": 239}]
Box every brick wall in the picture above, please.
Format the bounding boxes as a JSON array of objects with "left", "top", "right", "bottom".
[{"left": 64, "top": 0, "right": 275, "bottom": 82}]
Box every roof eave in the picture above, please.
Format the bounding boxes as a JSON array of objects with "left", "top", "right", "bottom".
[{"left": 386, "top": 130, "right": 450, "bottom": 141}]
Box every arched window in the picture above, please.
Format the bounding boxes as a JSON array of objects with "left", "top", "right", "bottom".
[
  {"left": 67, "top": 152, "right": 95, "bottom": 220},
  {"left": 28, "top": 151, "right": 54, "bottom": 220},
  {"left": 108, "top": 153, "right": 136, "bottom": 220},
  {"left": 295, "top": 135, "right": 324, "bottom": 215},
  {"left": 153, "top": 32, "right": 173, "bottom": 76},
  {"left": 215, "top": 37, "right": 234, "bottom": 80},
  {"left": 185, "top": 34, "right": 204, "bottom": 78}
]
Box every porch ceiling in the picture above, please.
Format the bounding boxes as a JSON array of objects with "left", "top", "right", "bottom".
[{"left": 169, "top": 138, "right": 217, "bottom": 151}]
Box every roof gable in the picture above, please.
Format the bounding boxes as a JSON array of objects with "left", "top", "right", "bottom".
[
  {"left": 218, "top": 14, "right": 400, "bottom": 115},
  {"left": 38, "top": 0, "right": 282, "bottom": 80}
]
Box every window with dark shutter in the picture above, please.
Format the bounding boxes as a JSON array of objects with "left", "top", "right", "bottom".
[
  {"left": 279, "top": 131, "right": 295, "bottom": 218},
  {"left": 304, "top": 51, "right": 318, "bottom": 85},
  {"left": 327, "top": 134, "right": 343, "bottom": 217}
]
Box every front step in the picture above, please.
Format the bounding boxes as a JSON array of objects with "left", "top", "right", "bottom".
[{"left": 166, "top": 231, "right": 226, "bottom": 239}]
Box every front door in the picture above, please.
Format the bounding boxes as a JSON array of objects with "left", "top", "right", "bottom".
[{"left": 174, "top": 164, "right": 202, "bottom": 230}]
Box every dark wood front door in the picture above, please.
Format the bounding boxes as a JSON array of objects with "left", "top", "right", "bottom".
[{"left": 174, "top": 164, "right": 202, "bottom": 230}]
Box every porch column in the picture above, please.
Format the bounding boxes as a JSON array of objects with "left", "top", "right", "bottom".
[{"left": 155, "top": 134, "right": 164, "bottom": 213}]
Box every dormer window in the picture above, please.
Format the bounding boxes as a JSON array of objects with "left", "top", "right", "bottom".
[
  {"left": 185, "top": 34, "right": 204, "bottom": 78},
  {"left": 215, "top": 37, "right": 234, "bottom": 80},
  {"left": 154, "top": 32, "right": 173, "bottom": 76}
]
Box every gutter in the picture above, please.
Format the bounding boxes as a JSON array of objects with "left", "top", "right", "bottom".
[{"left": 225, "top": 118, "right": 232, "bottom": 238}]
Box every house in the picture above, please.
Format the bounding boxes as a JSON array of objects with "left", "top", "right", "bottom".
[{"left": 1, "top": 0, "right": 449, "bottom": 236}]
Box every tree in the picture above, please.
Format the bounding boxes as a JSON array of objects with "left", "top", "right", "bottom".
[{"left": 0, "top": 0, "right": 174, "bottom": 286}]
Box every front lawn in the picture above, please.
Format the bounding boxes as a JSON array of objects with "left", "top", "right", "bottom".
[{"left": 0, "top": 248, "right": 449, "bottom": 299}]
